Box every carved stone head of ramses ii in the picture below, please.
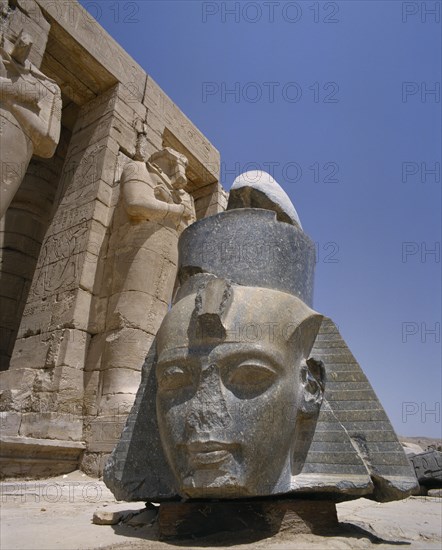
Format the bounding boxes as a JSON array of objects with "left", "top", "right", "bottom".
[{"left": 155, "top": 274, "right": 325, "bottom": 498}]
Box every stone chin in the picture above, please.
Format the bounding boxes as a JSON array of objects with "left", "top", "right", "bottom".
[
  {"left": 155, "top": 278, "right": 325, "bottom": 499},
  {"left": 181, "top": 465, "right": 247, "bottom": 499},
  {"left": 179, "top": 443, "right": 295, "bottom": 499}
]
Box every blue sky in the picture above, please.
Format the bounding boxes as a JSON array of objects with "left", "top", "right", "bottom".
[{"left": 80, "top": 0, "right": 441, "bottom": 438}]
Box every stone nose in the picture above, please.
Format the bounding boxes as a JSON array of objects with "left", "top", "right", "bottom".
[{"left": 184, "top": 364, "right": 232, "bottom": 433}]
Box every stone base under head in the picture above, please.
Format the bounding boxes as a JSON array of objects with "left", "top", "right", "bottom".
[{"left": 158, "top": 499, "right": 339, "bottom": 541}]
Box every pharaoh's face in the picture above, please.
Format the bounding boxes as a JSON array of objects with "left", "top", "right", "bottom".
[{"left": 155, "top": 283, "right": 322, "bottom": 498}]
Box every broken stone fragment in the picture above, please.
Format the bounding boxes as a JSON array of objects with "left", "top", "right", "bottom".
[
  {"left": 402, "top": 442, "right": 425, "bottom": 457},
  {"left": 409, "top": 450, "right": 442, "bottom": 487},
  {"left": 92, "top": 510, "right": 126, "bottom": 525},
  {"left": 92, "top": 504, "right": 158, "bottom": 526}
]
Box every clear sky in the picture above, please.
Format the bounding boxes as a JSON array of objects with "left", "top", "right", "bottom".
[{"left": 80, "top": 0, "right": 441, "bottom": 438}]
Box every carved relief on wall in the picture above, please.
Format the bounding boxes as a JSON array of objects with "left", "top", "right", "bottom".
[{"left": 32, "top": 220, "right": 89, "bottom": 298}]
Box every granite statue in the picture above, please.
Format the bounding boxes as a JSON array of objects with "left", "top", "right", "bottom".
[
  {"left": 156, "top": 276, "right": 325, "bottom": 498},
  {"left": 0, "top": 30, "right": 61, "bottom": 218},
  {"left": 104, "top": 171, "right": 418, "bottom": 503}
]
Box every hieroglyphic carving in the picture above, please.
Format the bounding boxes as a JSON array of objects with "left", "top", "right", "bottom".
[{"left": 32, "top": 219, "right": 88, "bottom": 297}]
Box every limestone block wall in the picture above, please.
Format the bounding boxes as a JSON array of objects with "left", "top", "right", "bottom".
[{"left": 0, "top": 0, "right": 226, "bottom": 477}]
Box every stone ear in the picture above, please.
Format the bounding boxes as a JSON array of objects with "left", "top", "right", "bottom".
[
  {"left": 299, "top": 357, "right": 326, "bottom": 414},
  {"left": 291, "top": 357, "right": 326, "bottom": 475}
]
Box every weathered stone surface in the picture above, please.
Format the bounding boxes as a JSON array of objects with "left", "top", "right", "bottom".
[
  {"left": 2, "top": 1, "right": 51, "bottom": 67},
  {"left": 0, "top": 436, "right": 84, "bottom": 479},
  {"left": 10, "top": 329, "right": 89, "bottom": 371},
  {"left": 100, "top": 329, "right": 153, "bottom": 372},
  {"left": 178, "top": 209, "right": 316, "bottom": 307},
  {"left": 155, "top": 279, "right": 324, "bottom": 499},
  {"left": 145, "top": 80, "right": 220, "bottom": 187},
  {"left": 92, "top": 510, "right": 124, "bottom": 526},
  {"left": 94, "top": 395, "right": 136, "bottom": 418},
  {"left": 0, "top": 411, "right": 21, "bottom": 437},
  {"left": 101, "top": 368, "right": 141, "bottom": 396},
  {"left": 38, "top": 0, "right": 146, "bottom": 102},
  {"left": 409, "top": 451, "right": 442, "bottom": 487},
  {"left": 19, "top": 412, "right": 83, "bottom": 441},
  {"left": 402, "top": 441, "right": 425, "bottom": 456},
  {"left": 227, "top": 170, "right": 302, "bottom": 227},
  {"left": 306, "top": 317, "right": 419, "bottom": 501},
  {"left": 105, "top": 291, "right": 168, "bottom": 333},
  {"left": 92, "top": 505, "right": 157, "bottom": 526}
]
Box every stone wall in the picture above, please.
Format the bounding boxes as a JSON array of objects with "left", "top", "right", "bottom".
[{"left": 0, "top": 0, "right": 226, "bottom": 477}]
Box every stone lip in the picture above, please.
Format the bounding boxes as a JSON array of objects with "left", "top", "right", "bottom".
[
  {"left": 228, "top": 171, "right": 302, "bottom": 228},
  {"left": 178, "top": 208, "right": 315, "bottom": 307},
  {"left": 0, "top": 436, "right": 85, "bottom": 480}
]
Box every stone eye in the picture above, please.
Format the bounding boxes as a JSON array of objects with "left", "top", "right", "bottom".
[
  {"left": 225, "top": 362, "right": 277, "bottom": 395},
  {"left": 157, "top": 365, "right": 191, "bottom": 391}
]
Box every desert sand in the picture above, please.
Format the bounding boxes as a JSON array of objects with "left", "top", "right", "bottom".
[{"left": 1, "top": 470, "right": 441, "bottom": 550}]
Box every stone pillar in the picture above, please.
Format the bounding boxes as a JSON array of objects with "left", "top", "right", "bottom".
[
  {"left": 0, "top": 85, "right": 125, "bottom": 474},
  {"left": 0, "top": 129, "right": 70, "bottom": 371}
]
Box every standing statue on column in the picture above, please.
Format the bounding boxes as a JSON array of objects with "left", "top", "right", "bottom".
[
  {"left": 0, "top": 30, "right": 61, "bottom": 218},
  {"left": 122, "top": 135, "right": 195, "bottom": 230},
  {"left": 95, "top": 133, "right": 196, "bottom": 420}
]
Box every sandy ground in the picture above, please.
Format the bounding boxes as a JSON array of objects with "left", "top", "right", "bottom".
[{"left": 1, "top": 471, "right": 441, "bottom": 550}]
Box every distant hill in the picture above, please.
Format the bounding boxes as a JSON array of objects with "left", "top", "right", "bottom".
[{"left": 399, "top": 435, "right": 442, "bottom": 452}]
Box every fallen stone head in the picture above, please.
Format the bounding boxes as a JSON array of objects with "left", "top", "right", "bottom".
[{"left": 104, "top": 171, "right": 418, "bottom": 503}]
